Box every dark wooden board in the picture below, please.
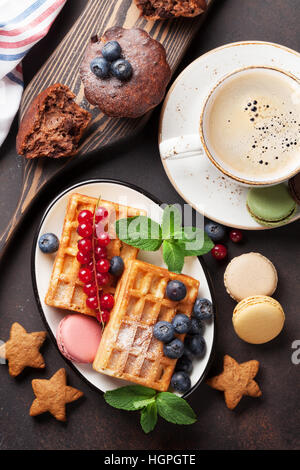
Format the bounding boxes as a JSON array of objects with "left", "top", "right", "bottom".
[
  {"left": 1, "top": 0, "right": 300, "bottom": 451},
  {"left": 0, "top": 0, "right": 212, "bottom": 257}
]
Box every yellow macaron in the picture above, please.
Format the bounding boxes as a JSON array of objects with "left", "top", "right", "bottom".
[{"left": 233, "top": 295, "right": 285, "bottom": 344}]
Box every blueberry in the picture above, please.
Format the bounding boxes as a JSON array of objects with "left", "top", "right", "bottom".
[
  {"left": 171, "top": 371, "right": 191, "bottom": 393},
  {"left": 172, "top": 313, "right": 191, "bottom": 334},
  {"left": 185, "top": 335, "right": 206, "bottom": 357},
  {"left": 102, "top": 40, "right": 122, "bottom": 61},
  {"left": 204, "top": 221, "right": 226, "bottom": 242},
  {"left": 193, "top": 298, "right": 213, "bottom": 321},
  {"left": 153, "top": 321, "right": 174, "bottom": 343},
  {"left": 189, "top": 317, "right": 204, "bottom": 335},
  {"left": 111, "top": 59, "right": 133, "bottom": 81},
  {"left": 109, "top": 256, "right": 124, "bottom": 277},
  {"left": 163, "top": 338, "right": 184, "bottom": 359},
  {"left": 175, "top": 355, "right": 193, "bottom": 374},
  {"left": 90, "top": 57, "right": 110, "bottom": 78},
  {"left": 166, "top": 280, "right": 187, "bottom": 301},
  {"left": 38, "top": 233, "right": 59, "bottom": 253},
  {"left": 182, "top": 345, "right": 194, "bottom": 360}
]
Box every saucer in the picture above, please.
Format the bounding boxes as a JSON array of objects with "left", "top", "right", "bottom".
[
  {"left": 32, "top": 179, "right": 216, "bottom": 397},
  {"left": 159, "top": 41, "right": 300, "bottom": 230}
]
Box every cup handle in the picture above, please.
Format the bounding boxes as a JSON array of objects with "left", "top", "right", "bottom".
[{"left": 160, "top": 134, "right": 204, "bottom": 161}]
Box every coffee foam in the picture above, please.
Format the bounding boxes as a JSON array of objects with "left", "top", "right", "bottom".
[{"left": 204, "top": 68, "right": 300, "bottom": 182}]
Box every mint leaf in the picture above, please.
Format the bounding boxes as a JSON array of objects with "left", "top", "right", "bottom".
[
  {"left": 156, "top": 392, "right": 197, "bottom": 425},
  {"left": 104, "top": 385, "right": 157, "bottom": 411},
  {"left": 116, "top": 217, "right": 162, "bottom": 251},
  {"left": 161, "top": 205, "right": 182, "bottom": 239},
  {"left": 132, "top": 397, "right": 156, "bottom": 410},
  {"left": 140, "top": 402, "right": 158, "bottom": 434},
  {"left": 176, "top": 229, "right": 214, "bottom": 256},
  {"left": 173, "top": 226, "right": 202, "bottom": 242},
  {"left": 163, "top": 240, "right": 184, "bottom": 273}
]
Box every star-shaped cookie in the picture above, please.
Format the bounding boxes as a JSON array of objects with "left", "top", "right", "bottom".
[
  {"left": 0, "top": 322, "right": 46, "bottom": 376},
  {"left": 29, "top": 368, "right": 83, "bottom": 421},
  {"left": 206, "top": 355, "right": 262, "bottom": 410}
]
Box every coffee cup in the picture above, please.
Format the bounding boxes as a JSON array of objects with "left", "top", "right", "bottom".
[{"left": 162, "top": 66, "right": 300, "bottom": 187}]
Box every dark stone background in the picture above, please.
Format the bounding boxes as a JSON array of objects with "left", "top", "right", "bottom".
[{"left": 0, "top": 0, "right": 299, "bottom": 450}]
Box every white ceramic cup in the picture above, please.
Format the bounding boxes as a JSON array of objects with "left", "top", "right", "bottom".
[{"left": 162, "top": 66, "right": 300, "bottom": 187}]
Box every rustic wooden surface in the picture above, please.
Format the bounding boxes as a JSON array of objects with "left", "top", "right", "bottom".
[
  {"left": 0, "top": 0, "right": 299, "bottom": 450},
  {"left": 0, "top": 0, "right": 211, "bottom": 258}
]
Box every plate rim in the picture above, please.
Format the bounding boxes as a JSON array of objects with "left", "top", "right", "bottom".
[
  {"left": 31, "top": 177, "right": 217, "bottom": 398},
  {"left": 159, "top": 40, "right": 300, "bottom": 230}
]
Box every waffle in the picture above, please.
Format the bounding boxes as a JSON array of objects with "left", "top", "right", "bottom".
[
  {"left": 45, "top": 193, "right": 145, "bottom": 317},
  {"left": 93, "top": 260, "right": 200, "bottom": 391}
]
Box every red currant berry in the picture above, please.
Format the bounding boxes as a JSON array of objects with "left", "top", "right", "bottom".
[
  {"left": 229, "top": 229, "right": 243, "bottom": 243},
  {"left": 86, "top": 296, "right": 98, "bottom": 310},
  {"left": 96, "top": 272, "right": 110, "bottom": 286},
  {"left": 97, "top": 232, "right": 110, "bottom": 247},
  {"left": 95, "top": 207, "right": 108, "bottom": 223},
  {"left": 96, "top": 312, "right": 101, "bottom": 323},
  {"left": 96, "top": 311, "right": 110, "bottom": 323},
  {"left": 77, "top": 238, "right": 92, "bottom": 254},
  {"left": 77, "top": 210, "right": 93, "bottom": 224},
  {"left": 77, "top": 223, "right": 93, "bottom": 238},
  {"left": 83, "top": 283, "right": 97, "bottom": 297},
  {"left": 96, "top": 258, "right": 110, "bottom": 273},
  {"left": 87, "top": 260, "right": 95, "bottom": 272},
  {"left": 76, "top": 251, "right": 91, "bottom": 265},
  {"left": 78, "top": 268, "right": 93, "bottom": 283},
  {"left": 211, "top": 244, "right": 227, "bottom": 260},
  {"left": 100, "top": 293, "right": 114, "bottom": 311},
  {"left": 101, "top": 310, "right": 110, "bottom": 323},
  {"left": 94, "top": 245, "right": 107, "bottom": 260}
]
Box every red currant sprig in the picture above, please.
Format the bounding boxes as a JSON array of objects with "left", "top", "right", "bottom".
[{"left": 76, "top": 207, "right": 114, "bottom": 326}]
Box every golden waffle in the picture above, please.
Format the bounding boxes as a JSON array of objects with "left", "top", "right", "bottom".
[
  {"left": 45, "top": 193, "right": 146, "bottom": 317},
  {"left": 93, "top": 260, "right": 200, "bottom": 391}
]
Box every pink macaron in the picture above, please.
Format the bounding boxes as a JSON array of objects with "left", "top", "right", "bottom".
[{"left": 56, "top": 314, "right": 102, "bottom": 364}]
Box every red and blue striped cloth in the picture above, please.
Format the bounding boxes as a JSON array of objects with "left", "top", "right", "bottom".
[{"left": 0, "top": 0, "right": 67, "bottom": 146}]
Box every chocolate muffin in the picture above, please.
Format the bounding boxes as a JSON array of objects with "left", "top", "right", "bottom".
[
  {"left": 16, "top": 84, "right": 91, "bottom": 159},
  {"left": 135, "top": 0, "right": 207, "bottom": 20},
  {"left": 79, "top": 27, "right": 171, "bottom": 118}
]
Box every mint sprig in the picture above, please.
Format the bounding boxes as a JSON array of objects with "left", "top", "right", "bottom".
[
  {"left": 104, "top": 385, "right": 196, "bottom": 434},
  {"left": 115, "top": 205, "right": 214, "bottom": 273}
]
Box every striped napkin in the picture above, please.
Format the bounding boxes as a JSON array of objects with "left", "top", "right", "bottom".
[{"left": 0, "top": 0, "right": 67, "bottom": 147}]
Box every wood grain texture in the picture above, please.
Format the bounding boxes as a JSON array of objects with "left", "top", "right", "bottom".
[{"left": 0, "top": 0, "right": 211, "bottom": 256}]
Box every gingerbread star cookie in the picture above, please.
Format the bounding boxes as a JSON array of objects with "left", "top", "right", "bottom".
[
  {"left": 29, "top": 368, "right": 83, "bottom": 421},
  {"left": 206, "top": 355, "right": 262, "bottom": 410},
  {"left": 0, "top": 322, "right": 46, "bottom": 377}
]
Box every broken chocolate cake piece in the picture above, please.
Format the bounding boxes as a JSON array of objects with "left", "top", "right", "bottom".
[
  {"left": 135, "top": 0, "right": 207, "bottom": 20},
  {"left": 16, "top": 83, "right": 91, "bottom": 159}
]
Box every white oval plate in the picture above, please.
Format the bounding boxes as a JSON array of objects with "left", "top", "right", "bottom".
[
  {"left": 32, "top": 179, "right": 216, "bottom": 397},
  {"left": 159, "top": 41, "right": 300, "bottom": 230}
]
